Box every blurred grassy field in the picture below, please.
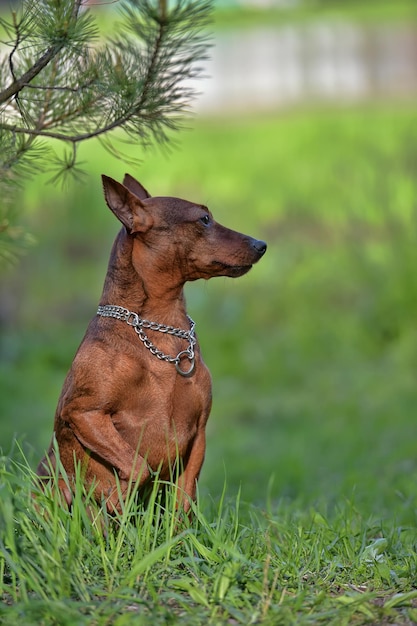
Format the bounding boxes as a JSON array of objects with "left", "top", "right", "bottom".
[
  {"left": 1, "top": 103, "right": 417, "bottom": 523},
  {"left": 213, "top": 0, "right": 417, "bottom": 28}
]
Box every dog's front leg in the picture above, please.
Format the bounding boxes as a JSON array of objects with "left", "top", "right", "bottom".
[
  {"left": 176, "top": 429, "right": 206, "bottom": 513},
  {"left": 63, "top": 406, "right": 150, "bottom": 484}
]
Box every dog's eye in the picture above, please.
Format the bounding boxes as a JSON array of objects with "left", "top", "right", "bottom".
[{"left": 200, "top": 214, "right": 210, "bottom": 226}]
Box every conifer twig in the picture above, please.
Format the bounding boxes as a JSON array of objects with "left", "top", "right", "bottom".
[{"left": 0, "top": 0, "right": 212, "bottom": 264}]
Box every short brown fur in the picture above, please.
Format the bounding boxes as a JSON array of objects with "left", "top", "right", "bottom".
[{"left": 37, "top": 175, "right": 266, "bottom": 513}]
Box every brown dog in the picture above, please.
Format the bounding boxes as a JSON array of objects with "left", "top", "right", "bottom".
[{"left": 37, "top": 174, "right": 266, "bottom": 513}]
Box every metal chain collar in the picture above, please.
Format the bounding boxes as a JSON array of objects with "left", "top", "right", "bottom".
[{"left": 96, "top": 304, "right": 196, "bottom": 377}]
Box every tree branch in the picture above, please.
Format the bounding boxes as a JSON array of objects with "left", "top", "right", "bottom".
[
  {"left": 1, "top": 3, "right": 175, "bottom": 144},
  {"left": 0, "top": 0, "right": 83, "bottom": 105},
  {"left": 0, "top": 0, "right": 213, "bottom": 264}
]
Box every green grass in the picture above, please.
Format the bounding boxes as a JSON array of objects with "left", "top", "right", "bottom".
[
  {"left": 1, "top": 103, "right": 417, "bottom": 621},
  {"left": 213, "top": 0, "right": 417, "bottom": 29},
  {"left": 1, "top": 453, "right": 417, "bottom": 625}
]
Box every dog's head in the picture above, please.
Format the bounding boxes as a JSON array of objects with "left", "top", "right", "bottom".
[{"left": 102, "top": 174, "right": 266, "bottom": 284}]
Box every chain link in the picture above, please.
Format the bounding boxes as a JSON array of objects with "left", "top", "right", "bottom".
[{"left": 97, "top": 304, "right": 196, "bottom": 376}]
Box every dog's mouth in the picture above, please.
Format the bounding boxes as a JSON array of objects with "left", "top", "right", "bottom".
[
  {"left": 212, "top": 261, "right": 253, "bottom": 277},
  {"left": 228, "top": 265, "right": 253, "bottom": 277}
]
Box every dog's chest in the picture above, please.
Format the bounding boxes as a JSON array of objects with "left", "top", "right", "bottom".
[{"left": 112, "top": 357, "right": 211, "bottom": 454}]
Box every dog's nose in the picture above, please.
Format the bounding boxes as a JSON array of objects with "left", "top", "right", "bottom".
[{"left": 252, "top": 239, "right": 267, "bottom": 256}]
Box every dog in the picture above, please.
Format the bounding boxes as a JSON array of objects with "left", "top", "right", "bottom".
[{"left": 37, "top": 174, "right": 267, "bottom": 513}]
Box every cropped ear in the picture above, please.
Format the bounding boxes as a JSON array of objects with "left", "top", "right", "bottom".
[
  {"left": 102, "top": 175, "right": 153, "bottom": 234},
  {"left": 122, "top": 173, "right": 151, "bottom": 200}
]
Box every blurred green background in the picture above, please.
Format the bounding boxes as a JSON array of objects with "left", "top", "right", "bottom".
[{"left": 1, "top": 1, "right": 417, "bottom": 521}]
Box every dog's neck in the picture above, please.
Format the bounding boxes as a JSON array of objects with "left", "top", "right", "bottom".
[{"left": 100, "top": 228, "right": 187, "bottom": 325}]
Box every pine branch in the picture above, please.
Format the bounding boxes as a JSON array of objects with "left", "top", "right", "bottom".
[
  {"left": 0, "top": 0, "right": 84, "bottom": 104},
  {"left": 0, "top": 0, "right": 212, "bottom": 150},
  {"left": 0, "top": 0, "right": 213, "bottom": 265}
]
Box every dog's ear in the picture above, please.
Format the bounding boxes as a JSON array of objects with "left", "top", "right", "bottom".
[
  {"left": 102, "top": 175, "right": 153, "bottom": 234},
  {"left": 122, "top": 173, "right": 151, "bottom": 200}
]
